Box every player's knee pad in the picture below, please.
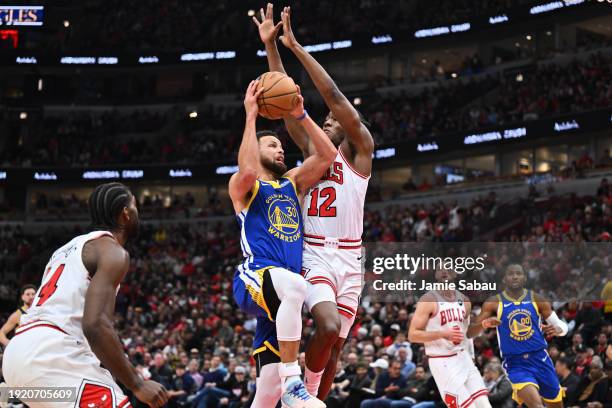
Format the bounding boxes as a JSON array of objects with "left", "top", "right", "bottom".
[
  {"left": 473, "top": 395, "right": 492, "bottom": 408},
  {"left": 270, "top": 268, "right": 306, "bottom": 302}
]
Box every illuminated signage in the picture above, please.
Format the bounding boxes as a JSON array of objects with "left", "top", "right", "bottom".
[
  {"left": 16, "top": 56, "right": 36, "bottom": 64},
  {"left": 415, "top": 22, "right": 470, "bottom": 38},
  {"left": 169, "top": 169, "right": 193, "bottom": 178},
  {"left": 374, "top": 147, "right": 397, "bottom": 159},
  {"left": 303, "top": 40, "right": 352, "bottom": 53},
  {"left": 97, "top": 57, "right": 118, "bottom": 65},
  {"left": 83, "top": 170, "right": 120, "bottom": 180},
  {"left": 60, "top": 56, "right": 96, "bottom": 65},
  {"left": 34, "top": 172, "right": 57, "bottom": 181},
  {"left": 181, "top": 52, "right": 214, "bottom": 61},
  {"left": 464, "top": 127, "right": 526, "bottom": 145},
  {"left": 529, "top": 0, "right": 584, "bottom": 15},
  {"left": 451, "top": 23, "right": 470, "bottom": 33},
  {"left": 216, "top": 165, "right": 239, "bottom": 175},
  {"left": 122, "top": 170, "right": 143, "bottom": 179},
  {"left": 257, "top": 49, "right": 267, "bottom": 57},
  {"left": 489, "top": 14, "right": 509, "bottom": 24},
  {"left": 0, "top": 6, "right": 43, "bottom": 26},
  {"left": 0, "top": 171, "right": 6, "bottom": 180},
  {"left": 554, "top": 120, "right": 580, "bottom": 132},
  {"left": 215, "top": 51, "right": 236, "bottom": 59},
  {"left": 138, "top": 56, "right": 159, "bottom": 64},
  {"left": 371, "top": 35, "right": 393, "bottom": 44},
  {"left": 417, "top": 142, "right": 439, "bottom": 152},
  {"left": 332, "top": 40, "right": 352, "bottom": 49}
]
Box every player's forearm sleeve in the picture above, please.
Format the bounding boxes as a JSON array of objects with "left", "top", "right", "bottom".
[{"left": 546, "top": 311, "right": 568, "bottom": 336}]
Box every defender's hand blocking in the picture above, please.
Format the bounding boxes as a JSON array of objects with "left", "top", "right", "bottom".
[
  {"left": 442, "top": 327, "right": 464, "bottom": 344},
  {"left": 244, "top": 80, "right": 264, "bottom": 117},
  {"left": 288, "top": 85, "right": 305, "bottom": 119},
  {"left": 279, "top": 7, "right": 299, "bottom": 49},
  {"left": 253, "top": 3, "right": 282, "bottom": 44}
]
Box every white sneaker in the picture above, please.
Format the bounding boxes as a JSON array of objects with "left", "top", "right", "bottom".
[{"left": 281, "top": 379, "right": 326, "bottom": 408}]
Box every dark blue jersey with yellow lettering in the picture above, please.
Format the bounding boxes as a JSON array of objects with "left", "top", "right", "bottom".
[
  {"left": 236, "top": 177, "right": 302, "bottom": 275},
  {"left": 496, "top": 289, "right": 547, "bottom": 357}
]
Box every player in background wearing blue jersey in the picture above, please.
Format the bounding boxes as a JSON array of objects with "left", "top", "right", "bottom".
[
  {"left": 229, "top": 80, "right": 336, "bottom": 408},
  {"left": 468, "top": 264, "right": 568, "bottom": 408}
]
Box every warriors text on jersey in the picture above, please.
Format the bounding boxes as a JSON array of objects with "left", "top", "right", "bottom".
[
  {"left": 424, "top": 290, "right": 469, "bottom": 357},
  {"left": 496, "top": 289, "right": 547, "bottom": 357},
  {"left": 19, "top": 231, "right": 117, "bottom": 342}
]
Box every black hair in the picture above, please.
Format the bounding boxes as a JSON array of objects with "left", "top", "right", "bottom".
[
  {"left": 20, "top": 284, "right": 36, "bottom": 295},
  {"left": 256, "top": 130, "right": 279, "bottom": 140},
  {"left": 88, "top": 182, "right": 132, "bottom": 230},
  {"left": 557, "top": 356, "right": 573, "bottom": 370}
]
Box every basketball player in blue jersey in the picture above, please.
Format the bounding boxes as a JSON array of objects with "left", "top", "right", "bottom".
[
  {"left": 230, "top": 80, "right": 336, "bottom": 408},
  {"left": 468, "top": 264, "right": 568, "bottom": 408}
]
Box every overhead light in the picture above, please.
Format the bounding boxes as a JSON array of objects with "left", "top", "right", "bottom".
[
  {"left": 63, "top": 20, "right": 70, "bottom": 28},
  {"left": 37, "top": 78, "right": 43, "bottom": 91},
  {"left": 516, "top": 73, "right": 524, "bottom": 82},
  {"left": 526, "top": 35, "right": 532, "bottom": 40},
  {"left": 515, "top": 42, "right": 521, "bottom": 47},
  {"left": 421, "top": 58, "right": 427, "bottom": 64},
  {"left": 247, "top": 9, "right": 255, "bottom": 17},
  {"left": 546, "top": 31, "right": 552, "bottom": 36},
  {"left": 451, "top": 73, "right": 458, "bottom": 78},
  {"left": 19, "top": 112, "right": 27, "bottom": 120},
  {"left": 353, "top": 97, "right": 362, "bottom": 105},
  {"left": 189, "top": 111, "right": 198, "bottom": 119}
]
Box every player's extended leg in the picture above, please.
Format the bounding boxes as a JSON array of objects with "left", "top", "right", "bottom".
[
  {"left": 317, "top": 335, "right": 346, "bottom": 400},
  {"left": 305, "top": 301, "right": 341, "bottom": 395},
  {"left": 516, "top": 385, "right": 546, "bottom": 408}
]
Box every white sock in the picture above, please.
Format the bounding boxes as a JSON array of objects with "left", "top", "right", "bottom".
[
  {"left": 305, "top": 367, "right": 324, "bottom": 396},
  {"left": 278, "top": 361, "right": 302, "bottom": 393}
]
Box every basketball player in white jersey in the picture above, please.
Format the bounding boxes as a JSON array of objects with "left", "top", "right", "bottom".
[
  {"left": 409, "top": 269, "right": 491, "bottom": 408},
  {"left": 2, "top": 182, "right": 169, "bottom": 408},
  {"left": 255, "top": 3, "right": 375, "bottom": 400}
]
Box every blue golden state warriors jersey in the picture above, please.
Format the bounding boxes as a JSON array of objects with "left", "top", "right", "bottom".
[
  {"left": 237, "top": 177, "right": 303, "bottom": 275},
  {"left": 496, "top": 289, "right": 548, "bottom": 357}
]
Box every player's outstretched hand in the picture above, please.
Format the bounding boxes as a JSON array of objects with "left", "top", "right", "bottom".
[
  {"left": 244, "top": 80, "right": 264, "bottom": 117},
  {"left": 133, "top": 380, "right": 169, "bottom": 408},
  {"left": 279, "top": 6, "right": 299, "bottom": 49},
  {"left": 253, "top": 3, "right": 282, "bottom": 44},
  {"left": 542, "top": 323, "right": 562, "bottom": 337},
  {"left": 481, "top": 317, "right": 501, "bottom": 329},
  {"left": 288, "top": 85, "right": 305, "bottom": 119}
]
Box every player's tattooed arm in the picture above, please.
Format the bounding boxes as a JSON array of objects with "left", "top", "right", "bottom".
[
  {"left": 253, "top": 3, "right": 313, "bottom": 158},
  {"left": 408, "top": 293, "right": 464, "bottom": 344},
  {"left": 467, "top": 296, "right": 500, "bottom": 338},
  {"left": 229, "top": 81, "right": 264, "bottom": 213},
  {"left": 279, "top": 6, "right": 374, "bottom": 170},
  {"left": 83, "top": 237, "right": 169, "bottom": 408}
]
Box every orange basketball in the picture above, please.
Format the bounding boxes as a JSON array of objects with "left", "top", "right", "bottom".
[{"left": 256, "top": 72, "right": 299, "bottom": 120}]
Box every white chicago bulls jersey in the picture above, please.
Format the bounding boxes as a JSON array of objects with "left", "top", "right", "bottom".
[
  {"left": 20, "top": 231, "right": 115, "bottom": 342},
  {"left": 424, "top": 290, "right": 469, "bottom": 357},
  {"left": 303, "top": 148, "right": 369, "bottom": 240}
]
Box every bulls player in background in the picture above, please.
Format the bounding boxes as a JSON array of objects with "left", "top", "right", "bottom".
[
  {"left": 253, "top": 3, "right": 374, "bottom": 400},
  {"left": 254, "top": 3, "right": 375, "bottom": 400},
  {"left": 2, "top": 183, "right": 169, "bottom": 408},
  {"left": 409, "top": 268, "right": 492, "bottom": 408}
]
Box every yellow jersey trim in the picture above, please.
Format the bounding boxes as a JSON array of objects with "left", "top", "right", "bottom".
[
  {"left": 244, "top": 180, "right": 260, "bottom": 211},
  {"left": 542, "top": 389, "right": 564, "bottom": 403},
  {"left": 502, "top": 289, "right": 527, "bottom": 304},
  {"left": 531, "top": 290, "right": 540, "bottom": 317},
  {"left": 245, "top": 266, "right": 274, "bottom": 321},
  {"left": 251, "top": 341, "right": 281, "bottom": 357},
  {"left": 496, "top": 294, "right": 503, "bottom": 320},
  {"left": 510, "top": 382, "right": 539, "bottom": 404},
  {"left": 285, "top": 176, "right": 297, "bottom": 195}
]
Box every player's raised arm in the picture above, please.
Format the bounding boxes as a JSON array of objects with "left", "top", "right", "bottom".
[
  {"left": 253, "top": 3, "right": 312, "bottom": 157},
  {"left": 0, "top": 311, "right": 20, "bottom": 346},
  {"left": 533, "top": 292, "right": 568, "bottom": 337},
  {"left": 83, "top": 237, "right": 169, "bottom": 408},
  {"left": 285, "top": 91, "right": 337, "bottom": 196},
  {"left": 279, "top": 7, "right": 374, "bottom": 164},
  {"left": 467, "top": 296, "right": 501, "bottom": 338},
  {"left": 229, "top": 80, "right": 265, "bottom": 213},
  {"left": 408, "top": 293, "right": 464, "bottom": 344}
]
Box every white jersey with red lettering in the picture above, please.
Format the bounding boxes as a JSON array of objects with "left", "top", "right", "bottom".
[
  {"left": 424, "top": 290, "right": 489, "bottom": 408},
  {"left": 302, "top": 147, "right": 369, "bottom": 338},
  {"left": 19, "top": 230, "right": 116, "bottom": 342},
  {"left": 2, "top": 230, "right": 131, "bottom": 408}
]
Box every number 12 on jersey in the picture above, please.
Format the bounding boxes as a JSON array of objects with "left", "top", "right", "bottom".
[{"left": 307, "top": 187, "right": 337, "bottom": 217}]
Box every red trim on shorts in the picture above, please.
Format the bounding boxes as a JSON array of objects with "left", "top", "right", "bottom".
[
  {"left": 16, "top": 319, "right": 42, "bottom": 329},
  {"left": 337, "top": 309, "right": 354, "bottom": 318},
  {"left": 308, "top": 276, "right": 337, "bottom": 294},
  {"left": 304, "top": 241, "right": 361, "bottom": 250},
  {"left": 118, "top": 397, "right": 131, "bottom": 408},
  {"left": 426, "top": 352, "right": 458, "bottom": 358},
  {"left": 304, "top": 233, "right": 362, "bottom": 243},
  {"left": 15, "top": 323, "right": 68, "bottom": 336},
  {"left": 460, "top": 389, "right": 489, "bottom": 408},
  {"left": 339, "top": 147, "right": 369, "bottom": 179},
  {"left": 337, "top": 302, "right": 356, "bottom": 315}
]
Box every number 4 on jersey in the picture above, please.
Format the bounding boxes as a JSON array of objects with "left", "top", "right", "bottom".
[
  {"left": 307, "top": 187, "right": 337, "bottom": 217},
  {"left": 36, "top": 264, "right": 65, "bottom": 306}
]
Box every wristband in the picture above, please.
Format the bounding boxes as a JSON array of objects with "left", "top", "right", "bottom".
[{"left": 294, "top": 110, "right": 308, "bottom": 121}]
